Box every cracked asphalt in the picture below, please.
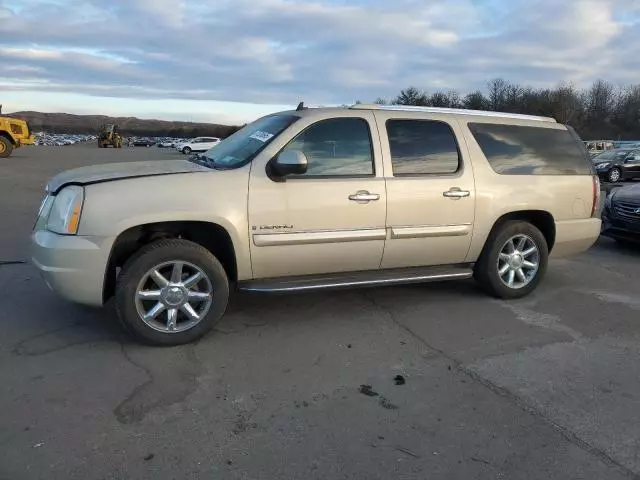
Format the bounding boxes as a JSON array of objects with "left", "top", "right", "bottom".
[{"left": 1, "top": 145, "right": 640, "bottom": 479}]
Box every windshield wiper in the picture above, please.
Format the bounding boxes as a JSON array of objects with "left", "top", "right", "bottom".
[{"left": 189, "top": 154, "right": 219, "bottom": 169}]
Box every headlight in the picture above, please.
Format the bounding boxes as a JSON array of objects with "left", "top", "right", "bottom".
[
  {"left": 596, "top": 162, "right": 610, "bottom": 169},
  {"left": 604, "top": 190, "right": 616, "bottom": 210},
  {"left": 46, "top": 186, "right": 84, "bottom": 235}
]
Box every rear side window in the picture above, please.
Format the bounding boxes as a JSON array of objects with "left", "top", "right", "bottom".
[
  {"left": 386, "top": 120, "right": 460, "bottom": 175},
  {"left": 468, "top": 123, "right": 592, "bottom": 175}
]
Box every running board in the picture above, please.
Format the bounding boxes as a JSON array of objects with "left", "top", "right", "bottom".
[{"left": 238, "top": 265, "right": 473, "bottom": 293}]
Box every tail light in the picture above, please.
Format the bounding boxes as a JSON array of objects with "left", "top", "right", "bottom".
[{"left": 591, "top": 175, "right": 600, "bottom": 218}]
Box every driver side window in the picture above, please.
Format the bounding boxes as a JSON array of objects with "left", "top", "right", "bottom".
[{"left": 281, "top": 117, "right": 374, "bottom": 177}]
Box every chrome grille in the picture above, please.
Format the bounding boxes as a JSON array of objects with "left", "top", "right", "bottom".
[{"left": 613, "top": 201, "right": 640, "bottom": 222}]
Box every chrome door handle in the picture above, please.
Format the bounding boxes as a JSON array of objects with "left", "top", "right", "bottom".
[
  {"left": 349, "top": 191, "right": 380, "bottom": 202},
  {"left": 443, "top": 188, "right": 470, "bottom": 199}
]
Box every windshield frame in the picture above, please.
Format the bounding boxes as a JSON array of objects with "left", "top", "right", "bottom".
[{"left": 200, "top": 114, "right": 300, "bottom": 170}]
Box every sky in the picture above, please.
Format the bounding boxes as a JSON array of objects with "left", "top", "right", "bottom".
[{"left": 1, "top": 0, "right": 639, "bottom": 125}]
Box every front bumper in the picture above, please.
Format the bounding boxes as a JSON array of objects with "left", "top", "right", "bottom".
[
  {"left": 601, "top": 207, "right": 640, "bottom": 243},
  {"left": 31, "top": 230, "right": 113, "bottom": 307}
]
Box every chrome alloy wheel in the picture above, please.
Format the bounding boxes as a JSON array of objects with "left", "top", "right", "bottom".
[
  {"left": 496, "top": 234, "right": 540, "bottom": 289},
  {"left": 135, "top": 261, "right": 213, "bottom": 333},
  {"left": 609, "top": 168, "right": 621, "bottom": 183}
]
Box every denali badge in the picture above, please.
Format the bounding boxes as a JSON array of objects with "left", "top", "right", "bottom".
[{"left": 254, "top": 225, "right": 294, "bottom": 231}]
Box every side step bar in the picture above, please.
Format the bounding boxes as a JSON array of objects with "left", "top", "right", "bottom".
[{"left": 238, "top": 264, "right": 474, "bottom": 294}]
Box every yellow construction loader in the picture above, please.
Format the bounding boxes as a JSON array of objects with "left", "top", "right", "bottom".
[
  {"left": 0, "top": 106, "right": 35, "bottom": 158},
  {"left": 98, "top": 124, "right": 123, "bottom": 148}
]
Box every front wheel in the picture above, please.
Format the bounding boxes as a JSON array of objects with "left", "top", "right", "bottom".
[
  {"left": 608, "top": 168, "right": 622, "bottom": 183},
  {"left": 115, "top": 239, "right": 230, "bottom": 346},
  {"left": 0, "top": 137, "right": 13, "bottom": 158},
  {"left": 474, "top": 221, "right": 548, "bottom": 299},
  {"left": 182, "top": 147, "right": 191, "bottom": 155}
]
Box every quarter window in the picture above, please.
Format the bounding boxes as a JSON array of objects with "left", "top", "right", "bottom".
[
  {"left": 468, "top": 123, "right": 592, "bottom": 175},
  {"left": 386, "top": 120, "right": 461, "bottom": 175},
  {"left": 282, "top": 118, "right": 374, "bottom": 177}
]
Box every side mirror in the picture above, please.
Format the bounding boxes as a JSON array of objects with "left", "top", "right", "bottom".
[{"left": 272, "top": 150, "right": 308, "bottom": 176}]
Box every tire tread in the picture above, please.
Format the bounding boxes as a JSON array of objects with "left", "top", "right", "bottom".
[{"left": 115, "top": 238, "right": 229, "bottom": 346}]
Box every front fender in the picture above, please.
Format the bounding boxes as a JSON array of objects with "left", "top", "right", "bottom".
[{"left": 78, "top": 169, "right": 252, "bottom": 280}]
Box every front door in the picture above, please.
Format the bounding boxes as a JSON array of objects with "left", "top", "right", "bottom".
[
  {"left": 248, "top": 112, "right": 387, "bottom": 279},
  {"left": 373, "top": 112, "right": 476, "bottom": 269}
]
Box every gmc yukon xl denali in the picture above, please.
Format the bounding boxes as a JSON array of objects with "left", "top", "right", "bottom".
[{"left": 31, "top": 104, "right": 601, "bottom": 345}]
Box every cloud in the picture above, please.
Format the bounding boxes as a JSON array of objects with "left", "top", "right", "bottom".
[{"left": 1, "top": 0, "right": 639, "bottom": 117}]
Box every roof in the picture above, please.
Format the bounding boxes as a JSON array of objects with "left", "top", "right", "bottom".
[{"left": 348, "top": 104, "right": 557, "bottom": 123}]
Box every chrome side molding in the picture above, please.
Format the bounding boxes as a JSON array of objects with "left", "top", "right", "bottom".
[
  {"left": 390, "top": 224, "right": 471, "bottom": 239},
  {"left": 253, "top": 227, "right": 386, "bottom": 247}
]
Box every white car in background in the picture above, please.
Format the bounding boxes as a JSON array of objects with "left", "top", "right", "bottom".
[{"left": 176, "top": 137, "right": 220, "bottom": 154}]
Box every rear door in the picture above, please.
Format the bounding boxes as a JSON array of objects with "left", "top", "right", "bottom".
[{"left": 374, "top": 112, "right": 476, "bottom": 269}]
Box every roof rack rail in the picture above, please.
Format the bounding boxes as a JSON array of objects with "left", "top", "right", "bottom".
[{"left": 348, "top": 104, "right": 556, "bottom": 122}]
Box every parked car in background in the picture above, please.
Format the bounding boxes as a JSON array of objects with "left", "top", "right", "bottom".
[
  {"left": 601, "top": 183, "right": 640, "bottom": 244},
  {"left": 157, "top": 139, "right": 179, "bottom": 148},
  {"left": 177, "top": 137, "right": 220, "bottom": 154},
  {"left": 592, "top": 148, "right": 640, "bottom": 183},
  {"left": 132, "top": 138, "right": 156, "bottom": 147},
  {"left": 32, "top": 104, "right": 601, "bottom": 346}
]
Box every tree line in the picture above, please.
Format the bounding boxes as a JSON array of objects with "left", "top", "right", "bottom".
[{"left": 370, "top": 79, "right": 640, "bottom": 140}]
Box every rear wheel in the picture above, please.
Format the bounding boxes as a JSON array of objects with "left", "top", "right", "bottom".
[
  {"left": 0, "top": 137, "right": 14, "bottom": 158},
  {"left": 474, "top": 221, "right": 548, "bottom": 299},
  {"left": 115, "top": 239, "right": 230, "bottom": 346},
  {"left": 608, "top": 168, "right": 622, "bottom": 183}
]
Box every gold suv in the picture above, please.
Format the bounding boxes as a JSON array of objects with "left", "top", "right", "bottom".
[{"left": 31, "top": 104, "right": 601, "bottom": 345}]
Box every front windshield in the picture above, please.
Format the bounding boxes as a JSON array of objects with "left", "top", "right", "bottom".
[
  {"left": 201, "top": 114, "right": 299, "bottom": 169},
  {"left": 593, "top": 150, "right": 629, "bottom": 162},
  {"left": 593, "top": 151, "right": 614, "bottom": 161}
]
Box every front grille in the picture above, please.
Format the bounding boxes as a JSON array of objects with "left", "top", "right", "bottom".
[{"left": 613, "top": 201, "right": 640, "bottom": 223}]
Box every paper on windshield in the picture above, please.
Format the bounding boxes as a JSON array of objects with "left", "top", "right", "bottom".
[{"left": 249, "top": 131, "right": 274, "bottom": 142}]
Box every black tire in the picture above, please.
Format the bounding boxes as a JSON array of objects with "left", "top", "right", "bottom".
[
  {"left": 0, "top": 137, "right": 13, "bottom": 158},
  {"left": 614, "top": 238, "right": 638, "bottom": 248},
  {"left": 182, "top": 147, "right": 191, "bottom": 155},
  {"left": 474, "top": 220, "right": 549, "bottom": 299},
  {"left": 608, "top": 168, "right": 622, "bottom": 183},
  {"left": 115, "top": 239, "right": 230, "bottom": 346}
]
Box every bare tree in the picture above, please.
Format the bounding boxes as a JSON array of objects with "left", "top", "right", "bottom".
[
  {"left": 487, "top": 78, "right": 509, "bottom": 111},
  {"left": 379, "top": 78, "right": 640, "bottom": 139},
  {"left": 463, "top": 91, "right": 487, "bottom": 110},
  {"left": 394, "top": 87, "right": 430, "bottom": 106}
]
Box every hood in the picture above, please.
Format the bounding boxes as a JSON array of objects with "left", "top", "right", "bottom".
[
  {"left": 612, "top": 184, "right": 640, "bottom": 203},
  {"left": 46, "top": 159, "right": 211, "bottom": 194}
]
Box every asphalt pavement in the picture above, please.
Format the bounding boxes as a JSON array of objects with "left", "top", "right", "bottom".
[{"left": 1, "top": 144, "right": 639, "bottom": 480}]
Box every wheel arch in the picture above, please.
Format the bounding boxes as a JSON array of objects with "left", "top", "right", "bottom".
[
  {"left": 481, "top": 210, "right": 556, "bottom": 256},
  {"left": 0, "top": 130, "right": 17, "bottom": 146},
  {"left": 103, "top": 220, "right": 238, "bottom": 303}
]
